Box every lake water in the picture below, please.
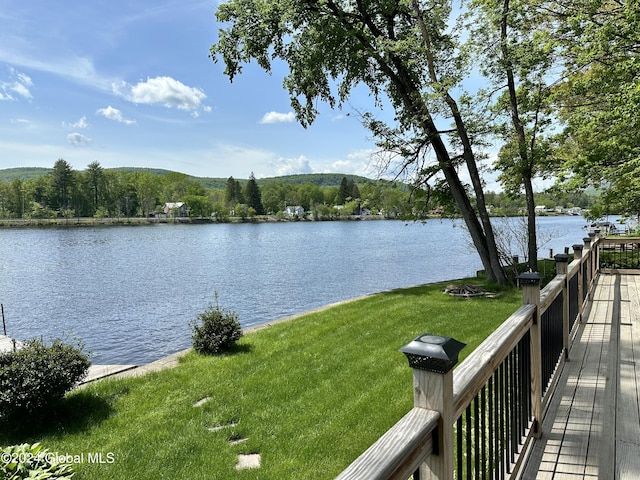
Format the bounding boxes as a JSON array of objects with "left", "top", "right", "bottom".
[{"left": 0, "top": 216, "right": 589, "bottom": 364}]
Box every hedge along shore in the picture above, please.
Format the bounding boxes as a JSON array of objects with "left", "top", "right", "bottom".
[{"left": 83, "top": 291, "right": 381, "bottom": 385}]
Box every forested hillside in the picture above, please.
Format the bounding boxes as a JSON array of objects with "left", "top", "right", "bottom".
[
  {"left": 0, "top": 167, "right": 368, "bottom": 188},
  {"left": 0, "top": 162, "right": 414, "bottom": 220},
  {"left": 0, "top": 161, "right": 594, "bottom": 221}
]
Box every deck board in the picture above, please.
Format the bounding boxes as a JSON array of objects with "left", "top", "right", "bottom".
[
  {"left": 521, "top": 273, "right": 640, "bottom": 480},
  {"left": 616, "top": 275, "right": 640, "bottom": 479}
]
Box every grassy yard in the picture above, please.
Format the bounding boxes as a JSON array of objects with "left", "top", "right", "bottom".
[{"left": 1, "top": 279, "right": 523, "bottom": 479}]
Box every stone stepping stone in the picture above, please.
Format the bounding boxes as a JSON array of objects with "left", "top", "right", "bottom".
[
  {"left": 193, "top": 397, "right": 211, "bottom": 407},
  {"left": 236, "top": 453, "right": 261, "bottom": 470}
]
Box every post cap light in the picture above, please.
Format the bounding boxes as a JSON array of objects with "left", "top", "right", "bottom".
[
  {"left": 572, "top": 244, "right": 584, "bottom": 251},
  {"left": 399, "top": 334, "right": 466, "bottom": 374},
  {"left": 517, "top": 272, "right": 541, "bottom": 287},
  {"left": 554, "top": 253, "right": 570, "bottom": 263}
]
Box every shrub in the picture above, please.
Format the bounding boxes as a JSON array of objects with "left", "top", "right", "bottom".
[
  {"left": 0, "top": 338, "right": 90, "bottom": 423},
  {"left": 0, "top": 443, "right": 75, "bottom": 479},
  {"left": 191, "top": 298, "right": 243, "bottom": 354}
]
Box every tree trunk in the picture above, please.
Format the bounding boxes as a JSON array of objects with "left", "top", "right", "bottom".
[
  {"left": 440, "top": 162, "right": 501, "bottom": 283},
  {"left": 501, "top": 0, "right": 539, "bottom": 272},
  {"left": 411, "top": 0, "right": 507, "bottom": 283},
  {"left": 446, "top": 98, "right": 507, "bottom": 284},
  {"left": 416, "top": 108, "right": 504, "bottom": 283},
  {"left": 524, "top": 176, "right": 538, "bottom": 271}
]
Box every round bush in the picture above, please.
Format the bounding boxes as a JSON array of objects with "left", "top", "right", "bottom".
[
  {"left": 0, "top": 338, "right": 90, "bottom": 423},
  {"left": 191, "top": 303, "right": 243, "bottom": 354}
]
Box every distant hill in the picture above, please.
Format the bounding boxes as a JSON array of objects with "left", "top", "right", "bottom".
[
  {"left": 255, "top": 173, "right": 372, "bottom": 187},
  {"left": 0, "top": 167, "right": 374, "bottom": 188},
  {"left": 0, "top": 167, "right": 52, "bottom": 182}
]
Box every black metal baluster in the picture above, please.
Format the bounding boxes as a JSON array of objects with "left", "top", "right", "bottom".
[
  {"left": 481, "top": 385, "right": 487, "bottom": 480},
  {"left": 488, "top": 376, "right": 494, "bottom": 480},
  {"left": 466, "top": 404, "right": 472, "bottom": 480},
  {"left": 457, "top": 415, "right": 463, "bottom": 479},
  {"left": 498, "top": 362, "right": 505, "bottom": 480},
  {"left": 474, "top": 395, "right": 480, "bottom": 478},
  {"left": 509, "top": 349, "right": 517, "bottom": 468}
]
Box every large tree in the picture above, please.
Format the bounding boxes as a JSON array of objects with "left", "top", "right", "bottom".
[
  {"left": 50, "top": 159, "right": 74, "bottom": 213},
  {"left": 465, "top": 0, "right": 559, "bottom": 270},
  {"left": 224, "top": 176, "right": 244, "bottom": 207},
  {"left": 552, "top": 0, "right": 640, "bottom": 214},
  {"left": 85, "top": 161, "right": 104, "bottom": 215},
  {"left": 245, "top": 172, "right": 264, "bottom": 215},
  {"left": 212, "top": 0, "right": 508, "bottom": 283}
]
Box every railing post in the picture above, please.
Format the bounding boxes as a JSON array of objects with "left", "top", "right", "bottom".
[
  {"left": 518, "top": 272, "right": 542, "bottom": 439},
  {"left": 573, "top": 244, "right": 584, "bottom": 322},
  {"left": 593, "top": 230, "right": 601, "bottom": 274},
  {"left": 555, "top": 253, "right": 570, "bottom": 360},
  {"left": 589, "top": 232, "right": 598, "bottom": 281},
  {"left": 583, "top": 237, "right": 593, "bottom": 296},
  {"left": 400, "top": 334, "right": 466, "bottom": 480}
]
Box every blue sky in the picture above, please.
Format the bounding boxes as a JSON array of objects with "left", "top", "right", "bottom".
[{"left": 0, "top": 0, "right": 384, "bottom": 179}]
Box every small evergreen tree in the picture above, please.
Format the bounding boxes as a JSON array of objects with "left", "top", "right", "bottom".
[{"left": 191, "top": 296, "right": 243, "bottom": 354}]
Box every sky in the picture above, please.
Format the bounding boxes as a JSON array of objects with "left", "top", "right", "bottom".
[
  {"left": 0, "top": 0, "right": 394, "bottom": 180},
  {"left": 0, "top": 0, "right": 534, "bottom": 192}
]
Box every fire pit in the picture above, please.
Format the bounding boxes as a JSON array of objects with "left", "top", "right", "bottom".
[{"left": 444, "top": 284, "right": 492, "bottom": 298}]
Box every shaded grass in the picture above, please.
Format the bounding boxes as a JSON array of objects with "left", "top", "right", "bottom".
[{"left": 1, "top": 278, "right": 522, "bottom": 479}]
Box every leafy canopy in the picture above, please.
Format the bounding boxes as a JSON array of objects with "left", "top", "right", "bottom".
[{"left": 213, "top": 0, "right": 459, "bottom": 131}]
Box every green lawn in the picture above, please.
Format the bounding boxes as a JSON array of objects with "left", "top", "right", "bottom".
[{"left": 1, "top": 279, "right": 522, "bottom": 479}]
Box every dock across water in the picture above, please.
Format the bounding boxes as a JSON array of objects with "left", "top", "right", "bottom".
[{"left": 0, "top": 334, "right": 21, "bottom": 353}]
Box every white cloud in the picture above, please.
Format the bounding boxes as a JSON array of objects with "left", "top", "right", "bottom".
[
  {"left": 63, "top": 116, "right": 89, "bottom": 129},
  {"left": 0, "top": 45, "right": 116, "bottom": 91},
  {"left": 9, "top": 81, "right": 31, "bottom": 98},
  {"left": 259, "top": 111, "right": 295, "bottom": 124},
  {"left": 326, "top": 149, "right": 376, "bottom": 177},
  {"left": 96, "top": 106, "right": 135, "bottom": 125},
  {"left": 0, "top": 68, "right": 33, "bottom": 100},
  {"left": 67, "top": 132, "right": 92, "bottom": 146},
  {"left": 269, "top": 155, "right": 315, "bottom": 176},
  {"left": 115, "top": 76, "right": 206, "bottom": 112}
]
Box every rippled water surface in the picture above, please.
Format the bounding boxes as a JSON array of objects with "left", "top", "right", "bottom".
[{"left": 0, "top": 217, "right": 588, "bottom": 364}]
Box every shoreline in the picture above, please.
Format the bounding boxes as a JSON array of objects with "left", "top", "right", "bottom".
[
  {"left": 0, "top": 212, "right": 582, "bottom": 229},
  {"left": 0, "top": 215, "right": 395, "bottom": 229}
]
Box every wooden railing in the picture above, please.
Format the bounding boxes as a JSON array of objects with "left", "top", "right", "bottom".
[
  {"left": 598, "top": 236, "right": 640, "bottom": 273},
  {"left": 336, "top": 234, "right": 622, "bottom": 480}
]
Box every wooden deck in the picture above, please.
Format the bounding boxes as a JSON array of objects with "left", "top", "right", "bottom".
[{"left": 522, "top": 273, "right": 640, "bottom": 480}]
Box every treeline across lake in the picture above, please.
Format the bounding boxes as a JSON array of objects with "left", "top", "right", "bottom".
[
  {"left": 0, "top": 161, "right": 420, "bottom": 220},
  {"left": 0, "top": 160, "right": 595, "bottom": 221}
]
